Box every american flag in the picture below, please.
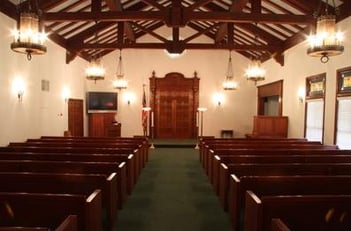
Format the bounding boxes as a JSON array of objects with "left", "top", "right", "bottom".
[{"left": 142, "top": 85, "right": 147, "bottom": 135}]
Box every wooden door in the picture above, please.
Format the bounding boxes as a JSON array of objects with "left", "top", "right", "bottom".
[
  {"left": 150, "top": 72, "right": 199, "bottom": 139},
  {"left": 68, "top": 99, "right": 84, "bottom": 136}
]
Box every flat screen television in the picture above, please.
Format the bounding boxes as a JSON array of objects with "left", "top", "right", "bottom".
[{"left": 86, "top": 92, "right": 118, "bottom": 113}]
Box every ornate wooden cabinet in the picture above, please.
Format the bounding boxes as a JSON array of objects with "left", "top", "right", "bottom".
[{"left": 150, "top": 72, "right": 199, "bottom": 139}]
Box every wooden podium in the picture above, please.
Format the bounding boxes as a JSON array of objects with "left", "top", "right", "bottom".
[
  {"left": 88, "top": 113, "right": 121, "bottom": 137},
  {"left": 247, "top": 116, "right": 288, "bottom": 138}
]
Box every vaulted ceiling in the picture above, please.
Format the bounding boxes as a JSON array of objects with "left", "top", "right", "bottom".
[{"left": 1, "top": 0, "right": 350, "bottom": 65}]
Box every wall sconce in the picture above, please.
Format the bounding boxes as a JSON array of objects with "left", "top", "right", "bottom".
[
  {"left": 62, "top": 87, "right": 70, "bottom": 103},
  {"left": 123, "top": 92, "right": 135, "bottom": 105},
  {"left": 213, "top": 92, "right": 225, "bottom": 106},
  {"left": 297, "top": 87, "right": 305, "bottom": 103},
  {"left": 12, "top": 77, "right": 25, "bottom": 102}
]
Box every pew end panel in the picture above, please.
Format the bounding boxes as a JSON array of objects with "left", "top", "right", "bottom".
[
  {"left": 244, "top": 190, "right": 263, "bottom": 231},
  {"left": 0, "top": 190, "right": 102, "bottom": 231},
  {"left": 270, "top": 218, "right": 291, "bottom": 231},
  {"left": 55, "top": 215, "right": 78, "bottom": 231},
  {"left": 218, "top": 163, "right": 230, "bottom": 210},
  {"left": 244, "top": 191, "right": 351, "bottom": 231}
]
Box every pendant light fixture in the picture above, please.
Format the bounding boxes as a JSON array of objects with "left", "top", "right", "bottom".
[
  {"left": 222, "top": 50, "right": 238, "bottom": 90},
  {"left": 86, "top": 21, "right": 105, "bottom": 83},
  {"left": 11, "top": 0, "right": 47, "bottom": 61},
  {"left": 245, "top": 35, "right": 266, "bottom": 85},
  {"left": 307, "top": 0, "right": 344, "bottom": 63},
  {"left": 113, "top": 49, "right": 128, "bottom": 90}
]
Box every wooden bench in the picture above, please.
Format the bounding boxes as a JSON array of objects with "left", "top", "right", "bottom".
[
  {"left": 208, "top": 148, "right": 350, "bottom": 188},
  {"left": 38, "top": 136, "right": 149, "bottom": 164},
  {"left": 0, "top": 160, "right": 127, "bottom": 209},
  {"left": 244, "top": 191, "right": 351, "bottom": 231},
  {"left": 0, "top": 172, "right": 117, "bottom": 231},
  {"left": 0, "top": 215, "right": 78, "bottom": 231},
  {"left": 0, "top": 190, "right": 102, "bottom": 231},
  {"left": 202, "top": 144, "right": 338, "bottom": 175},
  {"left": 212, "top": 152, "right": 351, "bottom": 194},
  {"left": 199, "top": 138, "right": 318, "bottom": 164},
  {"left": 228, "top": 175, "right": 351, "bottom": 231},
  {"left": 270, "top": 219, "right": 290, "bottom": 231},
  {"left": 0, "top": 152, "right": 135, "bottom": 194},
  {"left": 0, "top": 146, "right": 142, "bottom": 183},
  {"left": 25, "top": 139, "right": 147, "bottom": 168},
  {"left": 219, "top": 162, "right": 351, "bottom": 210}
]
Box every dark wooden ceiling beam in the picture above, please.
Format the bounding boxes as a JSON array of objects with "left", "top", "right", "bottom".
[
  {"left": 92, "top": 0, "right": 102, "bottom": 13},
  {"left": 131, "top": 22, "right": 168, "bottom": 42},
  {"left": 184, "top": 23, "right": 220, "bottom": 43},
  {"left": 215, "top": 0, "right": 249, "bottom": 43},
  {"left": 39, "top": 0, "right": 69, "bottom": 11},
  {"left": 187, "top": 0, "right": 213, "bottom": 11},
  {"left": 140, "top": 0, "right": 166, "bottom": 10},
  {"left": 104, "top": 0, "right": 136, "bottom": 42},
  {"left": 250, "top": 0, "right": 261, "bottom": 14},
  {"left": 185, "top": 11, "right": 314, "bottom": 24},
  {"left": 0, "top": 1, "right": 17, "bottom": 19},
  {"left": 75, "top": 42, "right": 278, "bottom": 51},
  {"left": 42, "top": 11, "right": 313, "bottom": 25}
]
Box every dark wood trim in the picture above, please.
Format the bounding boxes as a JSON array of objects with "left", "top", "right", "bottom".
[
  {"left": 334, "top": 66, "right": 351, "bottom": 144},
  {"left": 304, "top": 73, "right": 326, "bottom": 143},
  {"left": 257, "top": 80, "right": 283, "bottom": 116}
]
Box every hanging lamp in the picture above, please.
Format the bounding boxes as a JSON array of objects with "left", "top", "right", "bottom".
[
  {"left": 222, "top": 50, "right": 238, "bottom": 90},
  {"left": 307, "top": 0, "right": 344, "bottom": 63},
  {"left": 85, "top": 22, "right": 105, "bottom": 83},
  {"left": 245, "top": 34, "right": 266, "bottom": 85},
  {"left": 113, "top": 49, "right": 128, "bottom": 90},
  {"left": 11, "top": 0, "right": 47, "bottom": 61}
]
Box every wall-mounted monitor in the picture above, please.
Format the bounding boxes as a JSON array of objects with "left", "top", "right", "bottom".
[{"left": 86, "top": 92, "right": 117, "bottom": 113}]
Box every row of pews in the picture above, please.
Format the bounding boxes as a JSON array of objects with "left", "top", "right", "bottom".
[
  {"left": 0, "top": 135, "right": 149, "bottom": 231},
  {"left": 199, "top": 137, "right": 351, "bottom": 231}
]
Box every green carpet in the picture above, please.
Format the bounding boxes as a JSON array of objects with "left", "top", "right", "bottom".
[{"left": 115, "top": 147, "right": 232, "bottom": 231}]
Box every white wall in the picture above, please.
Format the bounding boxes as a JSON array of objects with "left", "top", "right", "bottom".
[
  {"left": 262, "top": 16, "right": 351, "bottom": 144},
  {"left": 0, "top": 13, "right": 87, "bottom": 146},
  {"left": 88, "top": 48, "right": 257, "bottom": 138},
  {"left": 87, "top": 26, "right": 257, "bottom": 138}
]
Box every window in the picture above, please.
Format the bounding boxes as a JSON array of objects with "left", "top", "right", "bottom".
[
  {"left": 335, "top": 67, "right": 351, "bottom": 149},
  {"left": 304, "top": 73, "right": 326, "bottom": 143},
  {"left": 305, "top": 99, "right": 324, "bottom": 142},
  {"left": 335, "top": 98, "right": 351, "bottom": 149}
]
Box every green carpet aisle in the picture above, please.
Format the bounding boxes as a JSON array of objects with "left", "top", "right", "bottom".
[{"left": 115, "top": 147, "right": 232, "bottom": 231}]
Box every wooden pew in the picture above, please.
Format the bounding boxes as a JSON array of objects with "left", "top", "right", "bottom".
[
  {"left": 212, "top": 152, "right": 351, "bottom": 194},
  {"left": 38, "top": 136, "right": 149, "bottom": 164},
  {"left": 55, "top": 215, "right": 78, "bottom": 231},
  {"left": 244, "top": 191, "right": 351, "bottom": 231},
  {"left": 0, "top": 172, "right": 117, "bottom": 231},
  {"left": 228, "top": 175, "right": 351, "bottom": 231},
  {"left": 0, "top": 190, "right": 102, "bottom": 231},
  {"left": 219, "top": 162, "right": 351, "bottom": 210},
  {"left": 208, "top": 148, "right": 350, "bottom": 187},
  {"left": 0, "top": 215, "right": 78, "bottom": 231},
  {"left": 203, "top": 144, "right": 338, "bottom": 175},
  {"left": 0, "top": 146, "right": 142, "bottom": 183},
  {"left": 0, "top": 152, "right": 135, "bottom": 194},
  {"left": 0, "top": 160, "right": 127, "bottom": 209},
  {"left": 199, "top": 138, "right": 318, "bottom": 164},
  {"left": 25, "top": 139, "right": 147, "bottom": 170},
  {"left": 270, "top": 219, "right": 290, "bottom": 231}
]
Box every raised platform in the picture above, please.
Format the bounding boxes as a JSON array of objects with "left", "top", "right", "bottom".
[{"left": 150, "top": 139, "right": 197, "bottom": 148}]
